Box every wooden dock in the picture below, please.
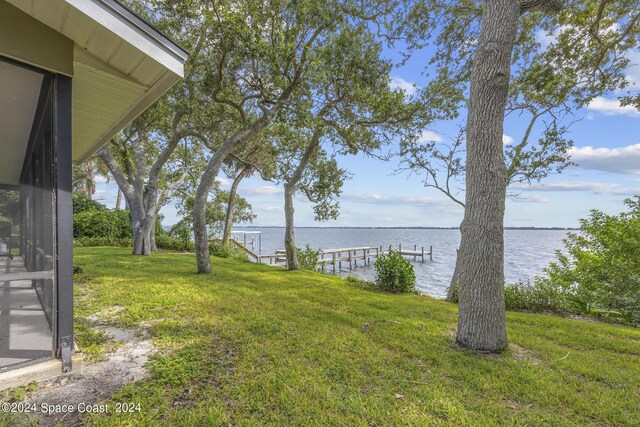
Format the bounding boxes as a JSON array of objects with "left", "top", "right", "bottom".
[{"left": 255, "top": 244, "right": 433, "bottom": 271}]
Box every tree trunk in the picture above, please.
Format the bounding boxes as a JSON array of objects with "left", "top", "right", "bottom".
[
  {"left": 456, "top": 0, "right": 519, "bottom": 352},
  {"left": 194, "top": 97, "right": 293, "bottom": 273},
  {"left": 130, "top": 205, "right": 150, "bottom": 256},
  {"left": 446, "top": 248, "right": 461, "bottom": 302},
  {"left": 151, "top": 224, "right": 157, "bottom": 252},
  {"left": 194, "top": 146, "right": 237, "bottom": 273},
  {"left": 222, "top": 166, "right": 252, "bottom": 245},
  {"left": 283, "top": 184, "right": 299, "bottom": 270},
  {"left": 115, "top": 189, "right": 123, "bottom": 210}
]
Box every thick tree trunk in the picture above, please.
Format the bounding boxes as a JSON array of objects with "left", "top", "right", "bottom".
[
  {"left": 194, "top": 146, "right": 237, "bottom": 273},
  {"left": 283, "top": 184, "right": 299, "bottom": 270},
  {"left": 222, "top": 166, "right": 252, "bottom": 245},
  {"left": 129, "top": 206, "right": 150, "bottom": 256},
  {"left": 456, "top": 0, "right": 520, "bottom": 352}
]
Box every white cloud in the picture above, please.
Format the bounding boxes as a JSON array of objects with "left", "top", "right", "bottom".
[
  {"left": 502, "top": 135, "right": 514, "bottom": 145},
  {"left": 417, "top": 130, "right": 443, "bottom": 143},
  {"left": 509, "top": 194, "right": 551, "bottom": 203},
  {"left": 510, "top": 180, "right": 637, "bottom": 195},
  {"left": 390, "top": 76, "right": 417, "bottom": 96},
  {"left": 586, "top": 97, "right": 639, "bottom": 117},
  {"left": 241, "top": 185, "right": 282, "bottom": 196},
  {"left": 569, "top": 144, "right": 640, "bottom": 174}
]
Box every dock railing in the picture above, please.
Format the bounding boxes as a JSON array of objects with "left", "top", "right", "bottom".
[{"left": 254, "top": 244, "right": 432, "bottom": 271}]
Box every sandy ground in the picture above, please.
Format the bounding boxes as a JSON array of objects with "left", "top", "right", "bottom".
[{"left": 14, "top": 321, "right": 155, "bottom": 427}]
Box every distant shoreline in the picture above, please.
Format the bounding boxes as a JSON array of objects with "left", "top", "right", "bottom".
[{"left": 234, "top": 226, "right": 580, "bottom": 231}]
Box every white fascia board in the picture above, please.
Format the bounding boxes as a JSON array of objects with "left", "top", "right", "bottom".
[{"left": 65, "top": 0, "right": 185, "bottom": 78}]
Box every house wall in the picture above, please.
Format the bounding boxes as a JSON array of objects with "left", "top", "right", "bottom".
[{"left": 0, "top": 1, "right": 74, "bottom": 76}]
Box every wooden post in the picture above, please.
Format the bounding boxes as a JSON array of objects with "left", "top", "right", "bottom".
[
  {"left": 414, "top": 244, "right": 417, "bottom": 261},
  {"left": 430, "top": 245, "right": 433, "bottom": 261},
  {"left": 422, "top": 246, "right": 425, "bottom": 262},
  {"left": 339, "top": 251, "right": 342, "bottom": 270},
  {"left": 348, "top": 250, "right": 352, "bottom": 270},
  {"left": 332, "top": 252, "right": 336, "bottom": 273}
]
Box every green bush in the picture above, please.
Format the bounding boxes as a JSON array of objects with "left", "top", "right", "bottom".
[
  {"left": 345, "top": 274, "right": 376, "bottom": 290},
  {"left": 73, "top": 209, "right": 132, "bottom": 239},
  {"left": 374, "top": 249, "right": 416, "bottom": 293},
  {"left": 210, "top": 242, "right": 233, "bottom": 258},
  {"left": 73, "top": 193, "right": 108, "bottom": 214},
  {"left": 74, "top": 237, "right": 133, "bottom": 248},
  {"left": 155, "top": 234, "right": 195, "bottom": 252},
  {"left": 297, "top": 245, "right": 321, "bottom": 271},
  {"left": 504, "top": 279, "right": 567, "bottom": 312},
  {"left": 541, "top": 196, "right": 640, "bottom": 324}
]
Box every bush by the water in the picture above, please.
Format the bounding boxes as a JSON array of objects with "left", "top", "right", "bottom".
[
  {"left": 502, "top": 196, "right": 640, "bottom": 324},
  {"left": 374, "top": 249, "right": 416, "bottom": 293},
  {"left": 298, "top": 245, "right": 321, "bottom": 271},
  {"left": 503, "top": 279, "right": 567, "bottom": 313}
]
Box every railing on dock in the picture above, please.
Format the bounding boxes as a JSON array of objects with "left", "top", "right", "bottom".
[{"left": 255, "top": 244, "right": 433, "bottom": 271}]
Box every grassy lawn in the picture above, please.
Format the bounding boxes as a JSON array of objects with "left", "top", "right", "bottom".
[{"left": 65, "top": 247, "right": 640, "bottom": 425}]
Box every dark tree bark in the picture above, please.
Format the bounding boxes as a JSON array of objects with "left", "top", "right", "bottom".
[
  {"left": 222, "top": 165, "right": 252, "bottom": 245},
  {"left": 455, "top": 0, "right": 564, "bottom": 352},
  {"left": 455, "top": 0, "right": 520, "bottom": 352}
]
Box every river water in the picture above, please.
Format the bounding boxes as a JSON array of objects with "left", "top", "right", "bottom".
[{"left": 231, "top": 228, "right": 571, "bottom": 298}]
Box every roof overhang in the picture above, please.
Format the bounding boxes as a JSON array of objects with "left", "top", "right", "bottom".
[{"left": 4, "top": 0, "right": 187, "bottom": 162}]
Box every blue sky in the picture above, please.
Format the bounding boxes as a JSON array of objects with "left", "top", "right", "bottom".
[{"left": 93, "top": 32, "right": 640, "bottom": 229}]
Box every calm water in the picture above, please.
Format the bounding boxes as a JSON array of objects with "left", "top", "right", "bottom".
[{"left": 232, "top": 228, "right": 570, "bottom": 298}]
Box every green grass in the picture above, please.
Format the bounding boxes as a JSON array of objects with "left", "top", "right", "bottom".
[{"left": 67, "top": 247, "right": 640, "bottom": 425}]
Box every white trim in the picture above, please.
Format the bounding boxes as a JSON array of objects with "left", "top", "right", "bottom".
[{"left": 65, "top": 0, "right": 184, "bottom": 77}]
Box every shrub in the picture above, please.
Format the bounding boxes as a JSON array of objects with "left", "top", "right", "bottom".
[
  {"left": 541, "top": 196, "right": 640, "bottom": 324},
  {"left": 168, "top": 222, "right": 193, "bottom": 251},
  {"left": 73, "top": 209, "right": 132, "bottom": 239},
  {"left": 374, "top": 249, "right": 416, "bottom": 293},
  {"left": 155, "top": 234, "right": 195, "bottom": 252},
  {"left": 210, "top": 242, "right": 233, "bottom": 258},
  {"left": 345, "top": 274, "right": 376, "bottom": 290},
  {"left": 504, "top": 278, "right": 567, "bottom": 312},
  {"left": 73, "top": 210, "right": 119, "bottom": 239},
  {"left": 73, "top": 193, "right": 107, "bottom": 214},
  {"left": 297, "top": 245, "right": 321, "bottom": 271},
  {"left": 74, "top": 237, "right": 133, "bottom": 247}
]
